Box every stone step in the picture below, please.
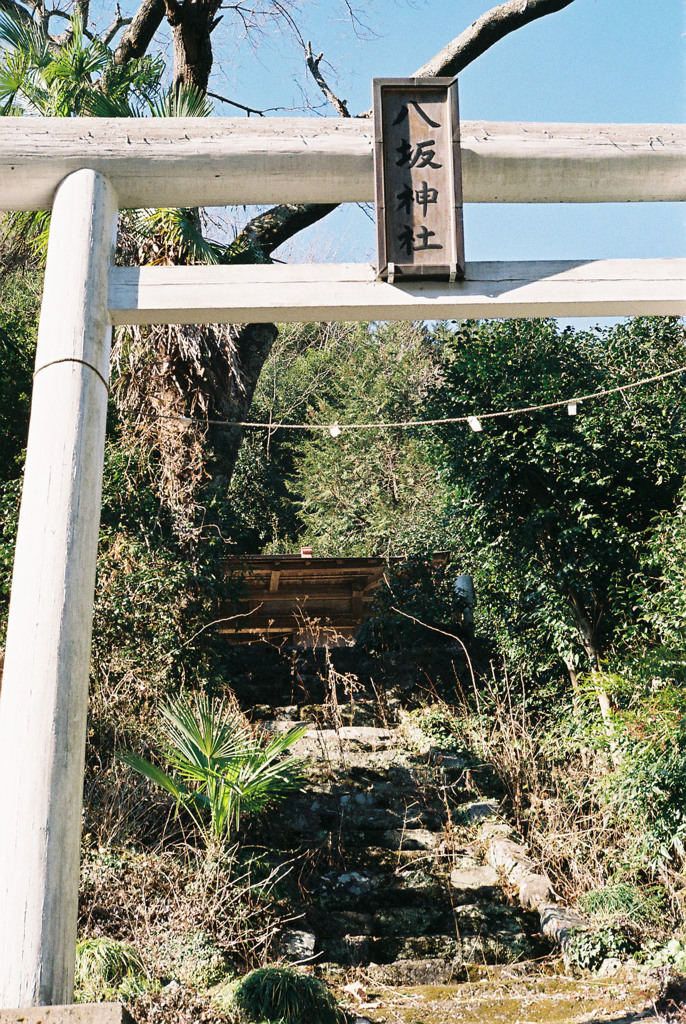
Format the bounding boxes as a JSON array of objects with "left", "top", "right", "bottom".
[
  {"left": 300, "top": 785, "right": 470, "bottom": 818},
  {"left": 372, "top": 927, "right": 534, "bottom": 963},
  {"left": 278, "top": 824, "right": 446, "bottom": 851},
  {"left": 343, "top": 827, "right": 443, "bottom": 851},
  {"left": 248, "top": 701, "right": 396, "bottom": 729},
  {"left": 365, "top": 957, "right": 465, "bottom": 986},
  {"left": 313, "top": 879, "right": 449, "bottom": 912},
  {"left": 318, "top": 922, "right": 536, "bottom": 968},
  {"left": 303, "top": 843, "right": 460, "bottom": 874},
  {"left": 286, "top": 798, "right": 447, "bottom": 835},
  {"left": 269, "top": 725, "right": 400, "bottom": 759},
  {"left": 310, "top": 876, "right": 503, "bottom": 915},
  {"left": 311, "top": 901, "right": 453, "bottom": 940},
  {"left": 305, "top": 758, "right": 472, "bottom": 791},
  {"left": 368, "top": 903, "right": 454, "bottom": 937},
  {"left": 239, "top": 673, "right": 548, "bottom": 981},
  {"left": 310, "top": 896, "right": 534, "bottom": 941},
  {"left": 299, "top": 770, "right": 471, "bottom": 805}
]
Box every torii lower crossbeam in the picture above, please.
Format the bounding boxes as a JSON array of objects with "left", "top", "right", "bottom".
[{"left": 109, "top": 259, "right": 686, "bottom": 325}]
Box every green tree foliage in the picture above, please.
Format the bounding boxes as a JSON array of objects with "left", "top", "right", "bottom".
[
  {"left": 0, "top": 266, "right": 39, "bottom": 637},
  {"left": 428, "top": 316, "right": 686, "bottom": 676},
  {"left": 638, "top": 488, "right": 686, "bottom": 651},
  {"left": 0, "top": 265, "right": 37, "bottom": 478},
  {"left": 0, "top": 9, "right": 164, "bottom": 117},
  {"left": 357, "top": 555, "right": 464, "bottom": 654},
  {"left": 229, "top": 320, "right": 449, "bottom": 556},
  {"left": 90, "top": 421, "right": 237, "bottom": 718}
]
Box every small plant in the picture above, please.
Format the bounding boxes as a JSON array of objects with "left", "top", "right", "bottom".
[
  {"left": 566, "top": 927, "right": 637, "bottom": 971},
  {"left": 410, "top": 704, "right": 464, "bottom": 753},
  {"left": 120, "top": 693, "right": 306, "bottom": 848},
  {"left": 160, "top": 929, "right": 231, "bottom": 989},
  {"left": 578, "top": 882, "right": 665, "bottom": 925},
  {"left": 640, "top": 937, "right": 686, "bottom": 972},
  {"left": 217, "top": 965, "right": 346, "bottom": 1023},
  {"left": 75, "top": 937, "right": 152, "bottom": 1002}
]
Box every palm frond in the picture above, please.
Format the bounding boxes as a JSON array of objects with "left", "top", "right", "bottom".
[
  {"left": 0, "top": 50, "right": 29, "bottom": 101},
  {"left": 118, "top": 750, "right": 184, "bottom": 802},
  {"left": 0, "top": 9, "right": 50, "bottom": 67},
  {"left": 126, "top": 207, "right": 232, "bottom": 266},
  {"left": 83, "top": 89, "right": 135, "bottom": 117},
  {"left": 150, "top": 82, "right": 213, "bottom": 118},
  {"left": 160, "top": 693, "right": 252, "bottom": 766}
]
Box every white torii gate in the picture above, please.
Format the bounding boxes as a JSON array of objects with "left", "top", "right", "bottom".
[{"left": 0, "top": 116, "right": 684, "bottom": 1010}]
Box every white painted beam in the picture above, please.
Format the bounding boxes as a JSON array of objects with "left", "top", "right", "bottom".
[
  {"left": 108, "top": 259, "right": 686, "bottom": 325},
  {"left": 0, "top": 170, "right": 117, "bottom": 1007},
  {"left": 1, "top": 118, "right": 684, "bottom": 211}
]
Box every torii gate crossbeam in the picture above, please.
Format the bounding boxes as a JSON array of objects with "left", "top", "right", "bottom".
[{"left": 0, "top": 116, "right": 684, "bottom": 1010}]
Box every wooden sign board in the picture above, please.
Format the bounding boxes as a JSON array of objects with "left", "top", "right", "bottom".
[{"left": 373, "top": 78, "right": 465, "bottom": 282}]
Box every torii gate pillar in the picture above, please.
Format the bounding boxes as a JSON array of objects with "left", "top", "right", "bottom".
[{"left": 0, "top": 169, "right": 117, "bottom": 1007}]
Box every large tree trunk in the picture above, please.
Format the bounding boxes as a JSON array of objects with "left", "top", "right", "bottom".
[
  {"left": 113, "top": 0, "right": 166, "bottom": 67},
  {"left": 207, "top": 322, "right": 279, "bottom": 481},
  {"left": 165, "top": 0, "right": 219, "bottom": 92}
]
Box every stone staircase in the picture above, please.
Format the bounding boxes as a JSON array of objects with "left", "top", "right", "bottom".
[{"left": 227, "top": 646, "right": 550, "bottom": 985}]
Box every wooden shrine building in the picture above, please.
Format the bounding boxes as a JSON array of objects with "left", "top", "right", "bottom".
[{"left": 222, "top": 552, "right": 448, "bottom": 646}]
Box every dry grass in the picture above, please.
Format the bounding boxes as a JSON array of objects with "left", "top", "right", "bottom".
[
  {"left": 436, "top": 669, "right": 646, "bottom": 908},
  {"left": 79, "top": 839, "right": 291, "bottom": 974}
]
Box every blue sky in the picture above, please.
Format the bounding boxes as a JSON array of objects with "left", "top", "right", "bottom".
[{"left": 104, "top": 0, "right": 684, "bottom": 292}]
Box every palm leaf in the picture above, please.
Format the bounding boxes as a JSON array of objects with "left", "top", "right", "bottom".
[
  {"left": 83, "top": 90, "right": 135, "bottom": 117},
  {"left": 150, "top": 82, "right": 213, "bottom": 118},
  {"left": 160, "top": 693, "right": 252, "bottom": 768},
  {"left": 118, "top": 750, "right": 184, "bottom": 802},
  {"left": 0, "top": 9, "right": 50, "bottom": 68}
]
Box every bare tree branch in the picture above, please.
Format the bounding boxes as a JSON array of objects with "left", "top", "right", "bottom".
[
  {"left": 162, "top": 0, "right": 181, "bottom": 27},
  {"left": 102, "top": 5, "right": 131, "bottom": 46},
  {"left": 45, "top": 9, "right": 70, "bottom": 23},
  {"left": 49, "top": 0, "right": 90, "bottom": 46},
  {"left": 17, "top": 0, "right": 45, "bottom": 26},
  {"left": 233, "top": 0, "right": 577, "bottom": 260},
  {"left": 113, "top": 0, "right": 165, "bottom": 66},
  {"left": 412, "top": 0, "right": 576, "bottom": 78},
  {"left": 206, "top": 90, "right": 291, "bottom": 116},
  {"left": 304, "top": 40, "right": 350, "bottom": 118}
]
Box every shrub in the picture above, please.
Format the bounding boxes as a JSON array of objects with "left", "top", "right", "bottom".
[
  {"left": 641, "top": 937, "right": 686, "bottom": 972},
  {"left": 578, "top": 882, "right": 665, "bottom": 926},
  {"left": 217, "top": 965, "right": 346, "bottom": 1024},
  {"left": 75, "top": 937, "right": 152, "bottom": 1002},
  {"left": 606, "top": 684, "right": 686, "bottom": 872},
  {"left": 406, "top": 704, "right": 464, "bottom": 753}
]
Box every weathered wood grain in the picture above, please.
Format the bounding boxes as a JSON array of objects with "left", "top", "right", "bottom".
[
  {"left": 108, "top": 258, "right": 686, "bottom": 325},
  {"left": 0, "top": 118, "right": 684, "bottom": 210}
]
